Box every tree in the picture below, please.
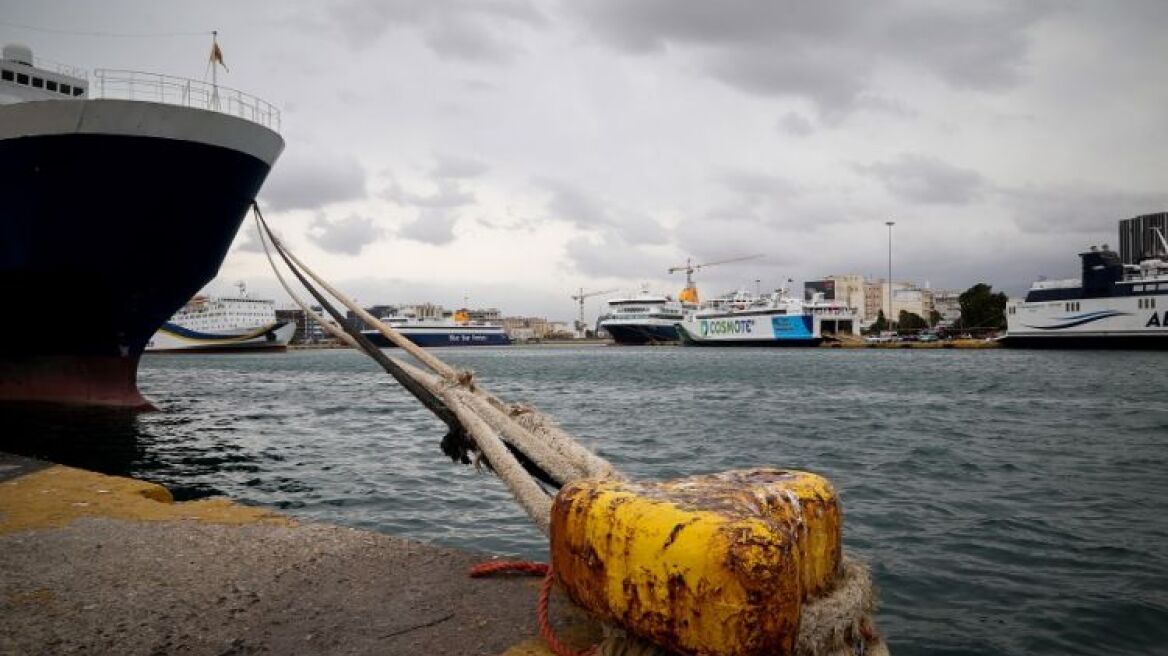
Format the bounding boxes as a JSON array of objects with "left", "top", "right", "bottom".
[
  {"left": 867, "top": 310, "right": 888, "bottom": 334},
  {"left": 898, "top": 310, "right": 929, "bottom": 332},
  {"left": 956, "top": 283, "right": 1007, "bottom": 330},
  {"left": 928, "top": 309, "right": 943, "bottom": 327}
]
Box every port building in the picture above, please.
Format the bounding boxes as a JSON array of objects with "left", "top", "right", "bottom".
[{"left": 1119, "top": 212, "right": 1168, "bottom": 264}]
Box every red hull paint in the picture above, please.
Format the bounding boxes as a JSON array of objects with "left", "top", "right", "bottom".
[{"left": 0, "top": 355, "right": 155, "bottom": 409}]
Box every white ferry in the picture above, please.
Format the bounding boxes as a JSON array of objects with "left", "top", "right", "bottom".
[
  {"left": 599, "top": 287, "right": 691, "bottom": 345},
  {"left": 362, "top": 309, "right": 511, "bottom": 347},
  {"left": 676, "top": 288, "right": 858, "bottom": 347},
  {"left": 1005, "top": 232, "right": 1168, "bottom": 349},
  {"left": 146, "top": 283, "right": 294, "bottom": 352}
]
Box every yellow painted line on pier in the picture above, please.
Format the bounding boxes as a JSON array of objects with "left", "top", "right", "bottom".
[{"left": 0, "top": 464, "right": 292, "bottom": 535}]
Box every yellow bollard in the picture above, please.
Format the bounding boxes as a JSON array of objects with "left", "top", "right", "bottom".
[{"left": 550, "top": 469, "right": 842, "bottom": 656}]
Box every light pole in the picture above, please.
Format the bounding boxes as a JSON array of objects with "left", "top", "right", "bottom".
[{"left": 885, "top": 221, "right": 895, "bottom": 332}]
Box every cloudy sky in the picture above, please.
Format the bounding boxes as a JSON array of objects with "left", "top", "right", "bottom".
[{"left": 5, "top": 1, "right": 1166, "bottom": 322}]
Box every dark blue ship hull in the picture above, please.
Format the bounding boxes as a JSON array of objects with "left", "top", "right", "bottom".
[
  {"left": 603, "top": 323, "right": 679, "bottom": 345},
  {"left": 0, "top": 126, "right": 277, "bottom": 406},
  {"left": 362, "top": 330, "right": 512, "bottom": 348}
]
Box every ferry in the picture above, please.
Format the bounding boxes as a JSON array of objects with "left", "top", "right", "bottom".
[
  {"left": 146, "top": 284, "right": 294, "bottom": 353},
  {"left": 599, "top": 288, "right": 691, "bottom": 345},
  {"left": 362, "top": 309, "right": 511, "bottom": 347},
  {"left": 0, "top": 43, "right": 283, "bottom": 406},
  {"left": 676, "top": 288, "right": 859, "bottom": 347},
  {"left": 1004, "top": 233, "right": 1168, "bottom": 349}
]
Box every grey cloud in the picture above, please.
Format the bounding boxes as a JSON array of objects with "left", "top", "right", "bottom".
[
  {"left": 260, "top": 147, "right": 366, "bottom": 212},
  {"left": 399, "top": 209, "right": 459, "bottom": 245},
  {"left": 777, "top": 112, "right": 815, "bottom": 136},
  {"left": 573, "top": 1, "right": 1046, "bottom": 114},
  {"left": 563, "top": 235, "right": 674, "bottom": 279},
  {"left": 433, "top": 154, "right": 490, "bottom": 179},
  {"left": 539, "top": 178, "right": 608, "bottom": 227},
  {"left": 233, "top": 224, "right": 267, "bottom": 254},
  {"left": 1002, "top": 185, "right": 1168, "bottom": 235},
  {"left": 399, "top": 180, "right": 476, "bottom": 208},
  {"left": 308, "top": 213, "right": 383, "bottom": 255},
  {"left": 330, "top": 0, "right": 545, "bottom": 60},
  {"left": 855, "top": 154, "right": 986, "bottom": 205},
  {"left": 718, "top": 171, "right": 803, "bottom": 201},
  {"left": 537, "top": 178, "right": 666, "bottom": 245},
  {"left": 854, "top": 95, "right": 918, "bottom": 119}
]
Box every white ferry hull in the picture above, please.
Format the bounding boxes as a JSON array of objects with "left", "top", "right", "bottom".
[
  {"left": 145, "top": 320, "right": 295, "bottom": 353},
  {"left": 1006, "top": 298, "right": 1168, "bottom": 348},
  {"left": 677, "top": 313, "right": 824, "bottom": 346}
]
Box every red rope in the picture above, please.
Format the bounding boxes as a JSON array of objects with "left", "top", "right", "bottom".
[{"left": 470, "top": 560, "right": 597, "bottom": 656}]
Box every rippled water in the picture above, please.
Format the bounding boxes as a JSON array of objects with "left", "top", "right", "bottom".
[{"left": 4, "top": 346, "right": 1168, "bottom": 655}]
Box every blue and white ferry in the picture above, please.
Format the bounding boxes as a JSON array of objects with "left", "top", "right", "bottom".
[
  {"left": 1005, "top": 234, "right": 1168, "bottom": 349},
  {"left": 362, "top": 309, "right": 511, "bottom": 348},
  {"left": 676, "top": 288, "right": 858, "bottom": 347}
]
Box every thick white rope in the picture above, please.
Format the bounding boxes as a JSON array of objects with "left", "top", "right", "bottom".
[
  {"left": 257, "top": 209, "right": 615, "bottom": 494},
  {"left": 262, "top": 229, "right": 460, "bottom": 381},
  {"left": 257, "top": 218, "right": 359, "bottom": 349},
  {"left": 442, "top": 393, "right": 553, "bottom": 533}
]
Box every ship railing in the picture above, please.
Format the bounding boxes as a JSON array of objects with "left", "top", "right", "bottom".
[{"left": 90, "top": 69, "right": 281, "bottom": 132}]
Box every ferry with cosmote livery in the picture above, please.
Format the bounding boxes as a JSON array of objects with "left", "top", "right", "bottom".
[
  {"left": 1004, "top": 233, "right": 1168, "bottom": 349},
  {"left": 676, "top": 288, "right": 859, "bottom": 347},
  {"left": 0, "top": 43, "right": 283, "bottom": 406},
  {"left": 362, "top": 309, "right": 511, "bottom": 347},
  {"left": 146, "top": 284, "right": 294, "bottom": 353},
  {"left": 599, "top": 287, "right": 692, "bottom": 345}
]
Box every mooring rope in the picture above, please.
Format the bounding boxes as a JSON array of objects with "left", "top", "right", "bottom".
[
  {"left": 253, "top": 203, "right": 883, "bottom": 654},
  {"left": 252, "top": 204, "right": 617, "bottom": 529}
]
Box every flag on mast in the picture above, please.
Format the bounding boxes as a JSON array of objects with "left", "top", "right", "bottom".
[{"left": 210, "top": 34, "right": 228, "bottom": 72}]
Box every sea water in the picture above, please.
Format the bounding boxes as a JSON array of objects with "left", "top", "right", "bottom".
[{"left": 4, "top": 346, "right": 1167, "bottom": 655}]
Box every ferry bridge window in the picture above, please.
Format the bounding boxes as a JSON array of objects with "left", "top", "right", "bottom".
[
  {"left": 16, "top": 73, "right": 28, "bottom": 85},
  {"left": 1, "top": 70, "right": 12, "bottom": 81},
  {"left": 73, "top": 87, "right": 84, "bottom": 96},
  {"left": 45, "top": 80, "right": 57, "bottom": 91},
  {"left": 59, "top": 84, "right": 71, "bottom": 95},
  {"left": 32, "top": 77, "right": 43, "bottom": 88}
]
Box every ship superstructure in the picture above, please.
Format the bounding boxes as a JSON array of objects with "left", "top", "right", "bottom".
[{"left": 1005, "top": 231, "right": 1168, "bottom": 348}]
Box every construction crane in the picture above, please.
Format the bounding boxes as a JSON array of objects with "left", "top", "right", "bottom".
[
  {"left": 570, "top": 287, "right": 618, "bottom": 336},
  {"left": 668, "top": 254, "right": 764, "bottom": 304}
]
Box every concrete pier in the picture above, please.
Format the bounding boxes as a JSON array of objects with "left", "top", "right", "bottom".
[{"left": 0, "top": 453, "right": 598, "bottom": 655}]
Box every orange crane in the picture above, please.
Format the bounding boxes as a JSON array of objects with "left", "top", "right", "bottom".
[
  {"left": 570, "top": 287, "right": 618, "bottom": 336},
  {"left": 668, "top": 254, "right": 764, "bottom": 304}
]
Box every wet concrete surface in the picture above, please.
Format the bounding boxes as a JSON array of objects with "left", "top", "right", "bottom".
[{"left": 0, "top": 453, "right": 598, "bottom": 655}]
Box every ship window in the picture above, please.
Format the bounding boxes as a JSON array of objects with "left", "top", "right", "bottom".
[
  {"left": 32, "top": 77, "right": 43, "bottom": 88},
  {"left": 0, "top": 70, "right": 12, "bottom": 81},
  {"left": 73, "top": 86, "right": 84, "bottom": 96},
  {"left": 59, "top": 83, "right": 71, "bottom": 95},
  {"left": 16, "top": 73, "right": 28, "bottom": 85},
  {"left": 45, "top": 80, "right": 57, "bottom": 91}
]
